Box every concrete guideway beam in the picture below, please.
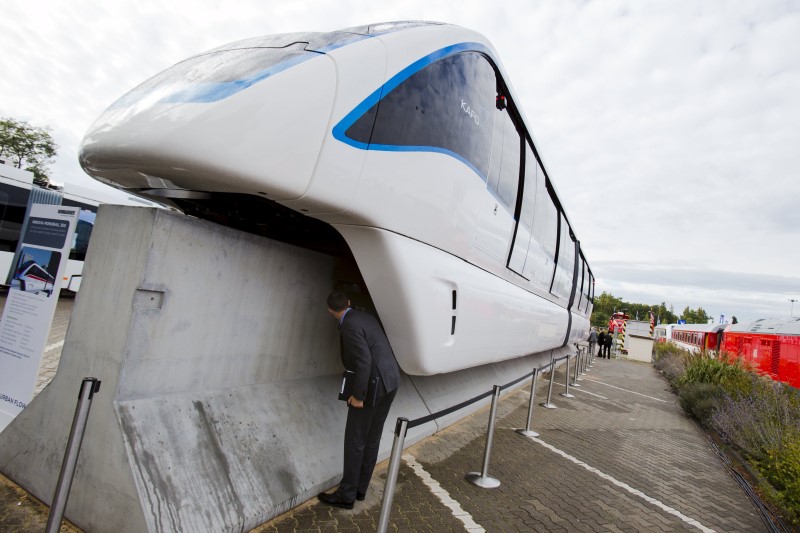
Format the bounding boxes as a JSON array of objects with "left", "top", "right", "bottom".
[{"left": 0, "top": 206, "right": 567, "bottom": 532}]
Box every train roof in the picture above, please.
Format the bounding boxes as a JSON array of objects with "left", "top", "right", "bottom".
[
  {"left": 672, "top": 323, "right": 726, "bottom": 333},
  {"left": 725, "top": 317, "right": 800, "bottom": 336},
  {"left": 202, "top": 21, "right": 447, "bottom": 56},
  {"left": 0, "top": 162, "right": 34, "bottom": 187}
]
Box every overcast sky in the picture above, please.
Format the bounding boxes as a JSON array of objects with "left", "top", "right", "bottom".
[{"left": 2, "top": 0, "right": 798, "bottom": 322}]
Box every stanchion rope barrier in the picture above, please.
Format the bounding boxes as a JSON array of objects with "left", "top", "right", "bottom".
[{"left": 403, "top": 355, "right": 570, "bottom": 431}]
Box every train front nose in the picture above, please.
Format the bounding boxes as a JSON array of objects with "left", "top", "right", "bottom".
[{"left": 79, "top": 42, "right": 336, "bottom": 201}]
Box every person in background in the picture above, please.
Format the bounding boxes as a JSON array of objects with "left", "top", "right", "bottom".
[
  {"left": 603, "top": 330, "right": 613, "bottom": 358},
  {"left": 318, "top": 292, "right": 401, "bottom": 510},
  {"left": 588, "top": 327, "right": 598, "bottom": 358},
  {"left": 597, "top": 329, "right": 606, "bottom": 358}
]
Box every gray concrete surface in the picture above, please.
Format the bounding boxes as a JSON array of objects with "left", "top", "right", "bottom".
[{"left": 0, "top": 207, "right": 565, "bottom": 533}]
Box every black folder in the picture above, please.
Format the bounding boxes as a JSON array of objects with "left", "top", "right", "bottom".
[{"left": 338, "top": 370, "right": 380, "bottom": 407}]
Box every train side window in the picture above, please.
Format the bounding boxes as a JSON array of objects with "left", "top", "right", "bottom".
[
  {"left": 576, "top": 261, "right": 586, "bottom": 311},
  {"left": 508, "top": 143, "right": 536, "bottom": 277},
  {"left": 528, "top": 166, "right": 557, "bottom": 290},
  {"left": 486, "top": 108, "right": 520, "bottom": 209},
  {"left": 551, "top": 215, "right": 575, "bottom": 299},
  {"left": 584, "top": 264, "right": 592, "bottom": 311},
  {"left": 581, "top": 260, "right": 590, "bottom": 312}
]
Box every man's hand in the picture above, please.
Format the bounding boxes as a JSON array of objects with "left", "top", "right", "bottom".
[{"left": 347, "top": 395, "right": 364, "bottom": 408}]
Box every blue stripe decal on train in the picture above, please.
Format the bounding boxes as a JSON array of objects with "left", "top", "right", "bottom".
[
  {"left": 109, "top": 33, "right": 373, "bottom": 108},
  {"left": 161, "top": 34, "right": 372, "bottom": 104},
  {"left": 331, "top": 42, "right": 493, "bottom": 179},
  {"left": 159, "top": 54, "right": 315, "bottom": 103}
]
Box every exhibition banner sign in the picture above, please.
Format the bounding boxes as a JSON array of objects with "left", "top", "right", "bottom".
[{"left": 0, "top": 204, "right": 78, "bottom": 432}]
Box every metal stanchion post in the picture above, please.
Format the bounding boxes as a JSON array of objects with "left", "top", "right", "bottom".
[
  {"left": 46, "top": 378, "right": 101, "bottom": 533},
  {"left": 466, "top": 385, "right": 501, "bottom": 488},
  {"left": 516, "top": 368, "right": 540, "bottom": 438},
  {"left": 571, "top": 349, "right": 582, "bottom": 386},
  {"left": 377, "top": 417, "right": 409, "bottom": 533},
  {"left": 561, "top": 354, "right": 575, "bottom": 398},
  {"left": 540, "top": 362, "right": 558, "bottom": 409}
]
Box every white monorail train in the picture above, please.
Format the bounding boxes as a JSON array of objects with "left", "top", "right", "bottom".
[{"left": 79, "top": 21, "right": 594, "bottom": 375}]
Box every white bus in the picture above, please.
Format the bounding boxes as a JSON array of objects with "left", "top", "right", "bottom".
[{"left": 0, "top": 163, "right": 159, "bottom": 292}]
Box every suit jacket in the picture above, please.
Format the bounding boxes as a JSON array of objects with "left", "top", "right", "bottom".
[{"left": 340, "top": 308, "right": 401, "bottom": 401}]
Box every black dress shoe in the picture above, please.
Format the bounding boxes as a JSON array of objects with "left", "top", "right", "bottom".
[
  {"left": 318, "top": 492, "right": 354, "bottom": 509},
  {"left": 356, "top": 491, "right": 366, "bottom": 501}
]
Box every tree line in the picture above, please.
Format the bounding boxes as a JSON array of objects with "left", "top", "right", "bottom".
[
  {"left": 0, "top": 116, "right": 57, "bottom": 187},
  {"left": 590, "top": 291, "right": 721, "bottom": 329}
]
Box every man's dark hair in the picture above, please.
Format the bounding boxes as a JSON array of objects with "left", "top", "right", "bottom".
[{"left": 327, "top": 291, "right": 349, "bottom": 311}]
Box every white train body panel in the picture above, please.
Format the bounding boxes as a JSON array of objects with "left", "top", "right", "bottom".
[
  {"left": 336, "top": 225, "right": 567, "bottom": 374},
  {"left": 80, "top": 22, "right": 594, "bottom": 375}
]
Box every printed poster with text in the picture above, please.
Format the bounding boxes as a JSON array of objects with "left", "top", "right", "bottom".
[{"left": 0, "top": 204, "right": 78, "bottom": 432}]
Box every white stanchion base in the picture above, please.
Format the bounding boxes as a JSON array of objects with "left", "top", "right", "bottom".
[
  {"left": 540, "top": 403, "right": 557, "bottom": 409},
  {"left": 515, "top": 429, "right": 539, "bottom": 437},
  {"left": 465, "top": 472, "right": 501, "bottom": 488},
  {"left": 560, "top": 393, "right": 575, "bottom": 398}
]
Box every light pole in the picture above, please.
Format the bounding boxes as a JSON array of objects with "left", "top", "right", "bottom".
[{"left": 790, "top": 299, "right": 798, "bottom": 318}]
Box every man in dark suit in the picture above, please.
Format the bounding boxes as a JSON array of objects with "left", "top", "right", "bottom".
[
  {"left": 597, "top": 329, "right": 606, "bottom": 358},
  {"left": 318, "top": 291, "right": 401, "bottom": 509},
  {"left": 603, "top": 330, "right": 614, "bottom": 358}
]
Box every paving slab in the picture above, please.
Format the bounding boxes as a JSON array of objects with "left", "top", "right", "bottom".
[{"left": 255, "top": 356, "right": 766, "bottom": 532}]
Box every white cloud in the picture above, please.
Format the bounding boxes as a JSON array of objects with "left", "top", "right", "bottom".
[{"left": 2, "top": 0, "right": 798, "bottom": 321}]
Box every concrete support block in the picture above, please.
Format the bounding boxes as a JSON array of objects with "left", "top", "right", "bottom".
[{"left": 0, "top": 206, "right": 573, "bottom": 532}]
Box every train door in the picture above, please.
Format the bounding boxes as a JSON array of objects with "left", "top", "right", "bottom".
[
  {"left": 505, "top": 140, "right": 559, "bottom": 293},
  {"left": 473, "top": 88, "right": 520, "bottom": 263},
  {"left": 507, "top": 142, "right": 535, "bottom": 277}
]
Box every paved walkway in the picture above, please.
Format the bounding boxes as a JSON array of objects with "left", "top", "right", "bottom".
[
  {"left": 0, "top": 294, "right": 767, "bottom": 532},
  {"left": 254, "top": 359, "right": 766, "bottom": 532}
]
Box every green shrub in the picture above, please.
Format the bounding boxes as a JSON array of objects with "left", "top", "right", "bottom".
[
  {"left": 653, "top": 341, "right": 685, "bottom": 360},
  {"left": 658, "top": 343, "right": 800, "bottom": 524},
  {"left": 653, "top": 343, "right": 686, "bottom": 385},
  {"left": 678, "top": 382, "right": 725, "bottom": 426},
  {"left": 678, "top": 352, "right": 754, "bottom": 398},
  {"left": 711, "top": 380, "right": 800, "bottom": 525},
  {"left": 757, "top": 434, "right": 800, "bottom": 525},
  {"left": 711, "top": 381, "right": 800, "bottom": 460}
]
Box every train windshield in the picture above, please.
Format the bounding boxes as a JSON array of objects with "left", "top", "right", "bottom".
[
  {"left": 342, "top": 49, "right": 498, "bottom": 180},
  {"left": 109, "top": 28, "right": 381, "bottom": 110},
  {"left": 110, "top": 43, "right": 315, "bottom": 107}
]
